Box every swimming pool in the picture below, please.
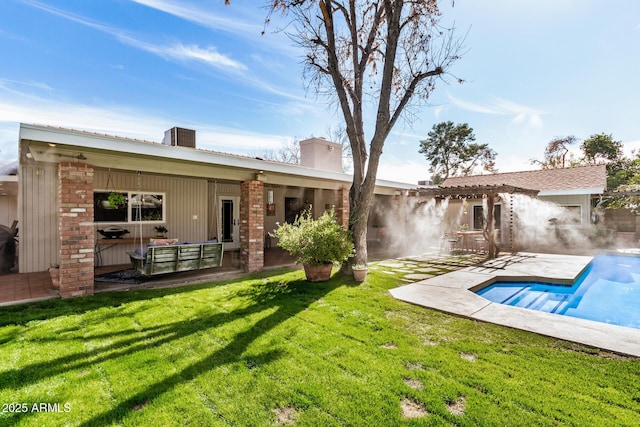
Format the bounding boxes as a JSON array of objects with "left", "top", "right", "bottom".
[{"left": 476, "top": 254, "right": 640, "bottom": 330}]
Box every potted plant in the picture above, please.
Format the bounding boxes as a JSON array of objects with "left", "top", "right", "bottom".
[
  {"left": 271, "top": 207, "right": 354, "bottom": 282},
  {"left": 48, "top": 263, "right": 60, "bottom": 289},
  {"left": 104, "top": 192, "right": 127, "bottom": 209},
  {"left": 351, "top": 264, "right": 368, "bottom": 282},
  {"left": 154, "top": 226, "right": 168, "bottom": 237}
]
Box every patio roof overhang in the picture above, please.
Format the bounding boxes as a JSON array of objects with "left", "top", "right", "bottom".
[
  {"left": 417, "top": 184, "right": 540, "bottom": 199},
  {"left": 19, "top": 123, "right": 416, "bottom": 195}
]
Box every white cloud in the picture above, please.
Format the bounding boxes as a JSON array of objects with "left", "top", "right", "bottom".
[
  {"left": 623, "top": 139, "right": 640, "bottom": 157},
  {"left": 376, "top": 156, "right": 428, "bottom": 185},
  {"left": 20, "top": 0, "right": 247, "bottom": 73},
  {"left": 0, "top": 84, "right": 289, "bottom": 163},
  {"left": 124, "top": 38, "right": 246, "bottom": 71},
  {"left": 449, "top": 94, "right": 544, "bottom": 117},
  {"left": 449, "top": 94, "right": 544, "bottom": 136},
  {"left": 129, "top": 0, "right": 261, "bottom": 36},
  {"left": 129, "top": 0, "right": 297, "bottom": 56}
]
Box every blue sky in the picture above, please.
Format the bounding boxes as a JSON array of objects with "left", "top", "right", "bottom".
[{"left": 0, "top": 0, "right": 639, "bottom": 184}]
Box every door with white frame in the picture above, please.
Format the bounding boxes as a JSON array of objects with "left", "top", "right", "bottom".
[{"left": 218, "top": 196, "right": 240, "bottom": 250}]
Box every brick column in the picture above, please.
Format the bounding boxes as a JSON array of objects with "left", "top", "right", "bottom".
[
  {"left": 240, "top": 180, "right": 264, "bottom": 272},
  {"left": 58, "top": 162, "right": 94, "bottom": 298},
  {"left": 336, "top": 186, "right": 350, "bottom": 228}
]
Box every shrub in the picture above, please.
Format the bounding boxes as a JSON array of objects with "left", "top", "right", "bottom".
[{"left": 271, "top": 207, "right": 354, "bottom": 266}]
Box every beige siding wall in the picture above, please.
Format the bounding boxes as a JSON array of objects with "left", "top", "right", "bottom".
[
  {"left": 94, "top": 170, "right": 209, "bottom": 266},
  {"left": 540, "top": 194, "right": 590, "bottom": 224},
  {"left": 19, "top": 162, "right": 58, "bottom": 272}
]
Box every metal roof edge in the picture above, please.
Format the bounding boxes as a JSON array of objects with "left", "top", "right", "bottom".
[{"left": 19, "top": 123, "right": 415, "bottom": 189}]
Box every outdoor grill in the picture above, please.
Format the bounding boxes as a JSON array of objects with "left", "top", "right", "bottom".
[{"left": 0, "top": 225, "right": 17, "bottom": 273}]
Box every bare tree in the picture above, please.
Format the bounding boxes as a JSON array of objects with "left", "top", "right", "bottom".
[
  {"left": 232, "top": 1, "right": 463, "bottom": 266},
  {"left": 530, "top": 136, "right": 577, "bottom": 169},
  {"left": 325, "top": 123, "right": 353, "bottom": 172},
  {"left": 251, "top": 140, "right": 301, "bottom": 163}
]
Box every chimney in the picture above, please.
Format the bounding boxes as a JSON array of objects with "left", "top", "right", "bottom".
[
  {"left": 163, "top": 127, "right": 196, "bottom": 148},
  {"left": 299, "top": 137, "right": 343, "bottom": 173}
]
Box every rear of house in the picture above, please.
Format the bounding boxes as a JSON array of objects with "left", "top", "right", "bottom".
[{"left": 17, "top": 124, "right": 414, "bottom": 297}]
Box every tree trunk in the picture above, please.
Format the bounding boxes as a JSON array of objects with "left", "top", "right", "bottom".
[{"left": 484, "top": 195, "right": 500, "bottom": 259}]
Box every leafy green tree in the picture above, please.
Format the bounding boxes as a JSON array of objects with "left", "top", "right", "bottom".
[
  {"left": 578, "top": 133, "right": 624, "bottom": 190},
  {"left": 581, "top": 133, "right": 623, "bottom": 165},
  {"left": 419, "top": 121, "right": 497, "bottom": 184},
  {"left": 231, "top": 0, "right": 464, "bottom": 267}
]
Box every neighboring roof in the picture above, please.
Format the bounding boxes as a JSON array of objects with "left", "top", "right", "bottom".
[
  {"left": 19, "top": 123, "right": 416, "bottom": 191},
  {"left": 440, "top": 165, "right": 607, "bottom": 196}
]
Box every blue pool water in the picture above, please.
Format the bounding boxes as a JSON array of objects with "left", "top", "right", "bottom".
[{"left": 476, "top": 254, "right": 640, "bottom": 329}]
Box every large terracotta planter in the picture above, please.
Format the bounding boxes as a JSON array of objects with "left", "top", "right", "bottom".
[
  {"left": 352, "top": 268, "right": 368, "bottom": 282},
  {"left": 303, "top": 263, "right": 333, "bottom": 282},
  {"left": 49, "top": 267, "right": 60, "bottom": 289}
]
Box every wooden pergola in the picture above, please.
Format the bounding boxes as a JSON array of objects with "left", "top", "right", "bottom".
[{"left": 417, "top": 184, "right": 540, "bottom": 258}]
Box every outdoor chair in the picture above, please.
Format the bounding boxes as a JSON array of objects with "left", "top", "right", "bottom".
[
  {"left": 473, "top": 235, "right": 487, "bottom": 253},
  {"left": 441, "top": 232, "right": 460, "bottom": 254}
]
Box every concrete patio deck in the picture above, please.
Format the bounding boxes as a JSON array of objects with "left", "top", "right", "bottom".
[{"left": 390, "top": 252, "right": 640, "bottom": 358}]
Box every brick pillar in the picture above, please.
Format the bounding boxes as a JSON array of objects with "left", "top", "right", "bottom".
[
  {"left": 240, "top": 180, "right": 264, "bottom": 272},
  {"left": 336, "top": 186, "right": 350, "bottom": 228},
  {"left": 58, "top": 162, "right": 95, "bottom": 298}
]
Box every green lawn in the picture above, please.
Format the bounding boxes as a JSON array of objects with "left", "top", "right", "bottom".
[{"left": 0, "top": 261, "right": 638, "bottom": 426}]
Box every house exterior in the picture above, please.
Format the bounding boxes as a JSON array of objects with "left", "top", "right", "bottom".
[
  {"left": 432, "top": 165, "right": 608, "bottom": 252},
  {"left": 17, "top": 123, "right": 414, "bottom": 297},
  {"left": 441, "top": 165, "right": 607, "bottom": 224}
]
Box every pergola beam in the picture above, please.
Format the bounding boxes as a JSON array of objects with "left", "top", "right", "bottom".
[{"left": 417, "top": 184, "right": 539, "bottom": 199}]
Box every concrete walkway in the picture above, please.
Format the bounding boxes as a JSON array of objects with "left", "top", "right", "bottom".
[{"left": 387, "top": 252, "right": 640, "bottom": 358}]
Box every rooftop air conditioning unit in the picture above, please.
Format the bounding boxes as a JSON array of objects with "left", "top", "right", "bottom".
[{"left": 163, "top": 127, "right": 196, "bottom": 148}]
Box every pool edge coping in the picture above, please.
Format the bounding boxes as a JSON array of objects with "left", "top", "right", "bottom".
[{"left": 389, "top": 252, "right": 640, "bottom": 358}]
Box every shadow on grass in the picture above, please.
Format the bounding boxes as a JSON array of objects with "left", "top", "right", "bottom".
[
  {"left": 3, "top": 269, "right": 350, "bottom": 426},
  {"left": 0, "top": 268, "right": 294, "bottom": 327}
]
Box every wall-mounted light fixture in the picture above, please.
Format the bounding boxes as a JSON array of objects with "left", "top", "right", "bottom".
[{"left": 267, "top": 190, "right": 274, "bottom": 204}]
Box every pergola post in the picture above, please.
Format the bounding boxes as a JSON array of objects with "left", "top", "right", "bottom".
[{"left": 484, "top": 194, "right": 498, "bottom": 259}]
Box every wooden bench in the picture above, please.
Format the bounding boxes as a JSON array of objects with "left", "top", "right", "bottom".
[{"left": 127, "top": 242, "right": 224, "bottom": 276}]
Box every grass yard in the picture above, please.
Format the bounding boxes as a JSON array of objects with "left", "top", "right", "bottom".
[{"left": 0, "top": 261, "right": 639, "bottom": 426}]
